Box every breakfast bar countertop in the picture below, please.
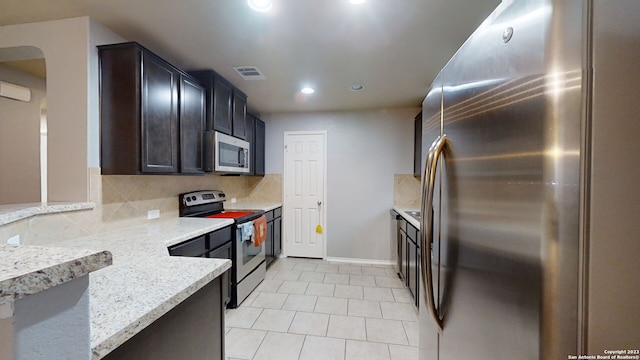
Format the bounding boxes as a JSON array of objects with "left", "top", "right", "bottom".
[
  {"left": 52, "top": 217, "right": 234, "bottom": 359},
  {"left": 0, "top": 244, "right": 111, "bottom": 305}
]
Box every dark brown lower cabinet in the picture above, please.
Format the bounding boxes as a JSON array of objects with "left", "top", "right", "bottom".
[
  {"left": 265, "top": 207, "right": 282, "bottom": 267},
  {"left": 103, "top": 276, "right": 226, "bottom": 360},
  {"left": 406, "top": 223, "right": 421, "bottom": 308}
]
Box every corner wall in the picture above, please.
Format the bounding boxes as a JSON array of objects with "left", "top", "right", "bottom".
[
  {"left": 0, "top": 17, "right": 90, "bottom": 202},
  {"left": 0, "top": 64, "right": 46, "bottom": 204}
]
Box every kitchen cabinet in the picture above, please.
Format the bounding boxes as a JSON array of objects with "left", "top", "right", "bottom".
[
  {"left": 188, "top": 70, "right": 232, "bottom": 134},
  {"left": 413, "top": 111, "right": 422, "bottom": 178},
  {"left": 406, "top": 222, "right": 420, "bottom": 308},
  {"left": 188, "top": 70, "right": 247, "bottom": 140},
  {"left": 265, "top": 207, "right": 282, "bottom": 267},
  {"left": 245, "top": 113, "right": 255, "bottom": 175},
  {"left": 99, "top": 42, "right": 205, "bottom": 175},
  {"left": 399, "top": 219, "right": 408, "bottom": 284},
  {"left": 393, "top": 211, "right": 421, "bottom": 308},
  {"left": 180, "top": 76, "right": 206, "bottom": 174},
  {"left": 169, "top": 226, "right": 233, "bottom": 307},
  {"left": 232, "top": 89, "right": 247, "bottom": 139},
  {"left": 254, "top": 116, "right": 266, "bottom": 176},
  {"left": 102, "top": 277, "right": 225, "bottom": 360}
]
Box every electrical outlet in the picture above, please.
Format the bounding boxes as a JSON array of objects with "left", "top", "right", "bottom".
[
  {"left": 231, "top": 198, "right": 237, "bottom": 203},
  {"left": 7, "top": 234, "right": 20, "bottom": 245},
  {"left": 147, "top": 209, "right": 160, "bottom": 219}
]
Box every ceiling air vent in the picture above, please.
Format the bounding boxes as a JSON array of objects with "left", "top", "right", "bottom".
[{"left": 233, "top": 66, "right": 266, "bottom": 80}]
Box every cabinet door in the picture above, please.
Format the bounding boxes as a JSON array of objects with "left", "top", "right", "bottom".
[
  {"left": 413, "top": 112, "right": 422, "bottom": 177},
  {"left": 399, "top": 228, "right": 407, "bottom": 283},
  {"left": 416, "top": 239, "right": 420, "bottom": 308},
  {"left": 408, "top": 236, "right": 417, "bottom": 302},
  {"left": 179, "top": 76, "right": 205, "bottom": 174},
  {"left": 254, "top": 118, "right": 266, "bottom": 176},
  {"left": 213, "top": 76, "right": 233, "bottom": 135},
  {"left": 245, "top": 113, "right": 255, "bottom": 175},
  {"left": 232, "top": 90, "right": 247, "bottom": 139},
  {"left": 274, "top": 215, "right": 281, "bottom": 257},
  {"left": 266, "top": 220, "right": 274, "bottom": 260},
  {"left": 141, "top": 52, "right": 179, "bottom": 173}
]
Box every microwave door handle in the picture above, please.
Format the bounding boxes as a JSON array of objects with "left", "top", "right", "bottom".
[
  {"left": 243, "top": 149, "right": 249, "bottom": 168},
  {"left": 238, "top": 149, "right": 245, "bottom": 167}
]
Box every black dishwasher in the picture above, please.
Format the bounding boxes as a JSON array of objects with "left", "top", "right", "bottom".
[{"left": 168, "top": 226, "right": 232, "bottom": 307}]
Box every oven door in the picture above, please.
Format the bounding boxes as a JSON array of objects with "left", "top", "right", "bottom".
[
  {"left": 235, "top": 224, "right": 265, "bottom": 281},
  {"left": 214, "top": 131, "right": 250, "bottom": 173}
]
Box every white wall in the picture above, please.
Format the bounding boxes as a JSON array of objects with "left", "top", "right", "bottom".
[
  {"left": 0, "top": 17, "right": 126, "bottom": 202},
  {"left": 0, "top": 64, "right": 46, "bottom": 204},
  {"left": 0, "top": 17, "right": 90, "bottom": 202},
  {"left": 263, "top": 107, "right": 419, "bottom": 261}
]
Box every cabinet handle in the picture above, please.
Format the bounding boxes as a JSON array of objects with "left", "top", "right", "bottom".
[{"left": 420, "top": 134, "right": 448, "bottom": 333}]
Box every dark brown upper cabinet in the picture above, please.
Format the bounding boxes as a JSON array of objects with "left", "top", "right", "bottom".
[
  {"left": 245, "top": 112, "right": 255, "bottom": 175},
  {"left": 179, "top": 76, "right": 206, "bottom": 174},
  {"left": 232, "top": 89, "right": 247, "bottom": 139},
  {"left": 254, "top": 117, "right": 266, "bottom": 176},
  {"left": 99, "top": 42, "right": 204, "bottom": 175},
  {"left": 414, "top": 111, "right": 422, "bottom": 178},
  {"left": 189, "top": 70, "right": 247, "bottom": 140}
]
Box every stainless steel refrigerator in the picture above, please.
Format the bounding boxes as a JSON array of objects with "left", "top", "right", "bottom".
[{"left": 418, "top": 1, "right": 640, "bottom": 359}]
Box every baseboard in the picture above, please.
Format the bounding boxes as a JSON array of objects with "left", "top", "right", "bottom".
[{"left": 324, "top": 257, "right": 395, "bottom": 266}]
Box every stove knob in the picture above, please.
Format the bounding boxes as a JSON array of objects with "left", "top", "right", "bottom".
[
  {"left": 186, "top": 197, "right": 191, "bottom": 202},
  {"left": 191, "top": 196, "right": 197, "bottom": 201}
]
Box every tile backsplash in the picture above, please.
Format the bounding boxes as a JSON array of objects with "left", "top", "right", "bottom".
[
  {"left": 393, "top": 174, "right": 421, "bottom": 207},
  {"left": 0, "top": 168, "right": 283, "bottom": 245},
  {"left": 0, "top": 171, "right": 416, "bottom": 245}
]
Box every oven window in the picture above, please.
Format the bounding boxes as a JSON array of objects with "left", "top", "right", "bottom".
[{"left": 242, "top": 238, "right": 262, "bottom": 264}]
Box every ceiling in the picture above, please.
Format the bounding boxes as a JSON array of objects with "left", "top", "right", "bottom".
[{"left": 0, "top": 0, "right": 499, "bottom": 114}]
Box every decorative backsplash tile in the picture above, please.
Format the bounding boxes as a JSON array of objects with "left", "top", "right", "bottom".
[
  {"left": 246, "top": 174, "right": 283, "bottom": 203},
  {"left": 394, "top": 174, "right": 421, "bottom": 206},
  {"left": 1, "top": 171, "right": 410, "bottom": 245},
  {"left": 0, "top": 168, "right": 283, "bottom": 245}
]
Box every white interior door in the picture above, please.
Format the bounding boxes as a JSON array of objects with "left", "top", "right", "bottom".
[{"left": 284, "top": 131, "right": 326, "bottom": 259}]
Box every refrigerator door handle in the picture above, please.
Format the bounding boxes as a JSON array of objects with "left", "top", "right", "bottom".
[{"left": 420, "top": 134, "right": 448, "bottom": 333}]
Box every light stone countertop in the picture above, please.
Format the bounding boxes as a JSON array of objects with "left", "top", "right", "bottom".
[
  {"left": 0, "top": 202, "right": 96, "bottom": 226},
  {"left": 392, "top": 205, "right": 421, "bottom": 230},
  {"left": 226, "top": 201, "right": 282, "bottom": 212},
  {"left": 0, "top": 244, "right": 112, "bottom": 305},
  {"left": 50, "top": 217, "right": 234, "bottom": 359}
]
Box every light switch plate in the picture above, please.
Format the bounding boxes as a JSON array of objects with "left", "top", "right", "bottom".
[
  {"left": 231, "top": 198, "right": 237, "bottom": 203},
  {"left": 147, "top": 209, "right": 160, "bottom": 219}
]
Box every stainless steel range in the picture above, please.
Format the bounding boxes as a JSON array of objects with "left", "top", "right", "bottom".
[{"left": 179, "top": 190, "right": 266, "bottom": 308}]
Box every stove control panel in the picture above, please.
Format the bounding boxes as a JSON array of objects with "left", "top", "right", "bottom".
[{"left": 180, "top": 190, "right": 226, "bottom": 207}]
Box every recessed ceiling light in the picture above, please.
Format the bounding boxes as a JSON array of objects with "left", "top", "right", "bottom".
[
  {"left": 301, "top": 87, "right": 315, "bottom": 94},
  {"left": 349, "top": 0, "right": 366, "bottom": 4},
  {"left": 349, "top": 84, "right": 365, "bottom": 91},
  {"left": 248, "top": 0, "right": 272, "bottom": 12}
]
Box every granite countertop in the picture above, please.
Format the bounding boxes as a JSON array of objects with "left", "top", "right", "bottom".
[
  {"left": 226, "top": 201, "right": 282, "bottom": 212},
  {"left": 50, "top": 217, "right": 234, "bottom": 359},
  {"left": 0, "top": 202, "right": 96, "bottom": 226},
  {"left": 0, "top": 245, "right": 112, "bottom": 305},
  {"left": 392, "top": 205, "right": 421, "bottom": 229}
]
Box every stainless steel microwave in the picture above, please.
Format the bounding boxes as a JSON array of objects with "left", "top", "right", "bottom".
[{"left": 205, "top": 131, "right": 250, "bottom": 174}]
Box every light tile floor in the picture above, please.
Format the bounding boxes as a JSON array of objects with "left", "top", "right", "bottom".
[{"left": 224, "top": 257, "right": 419, "bottom": 360}]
